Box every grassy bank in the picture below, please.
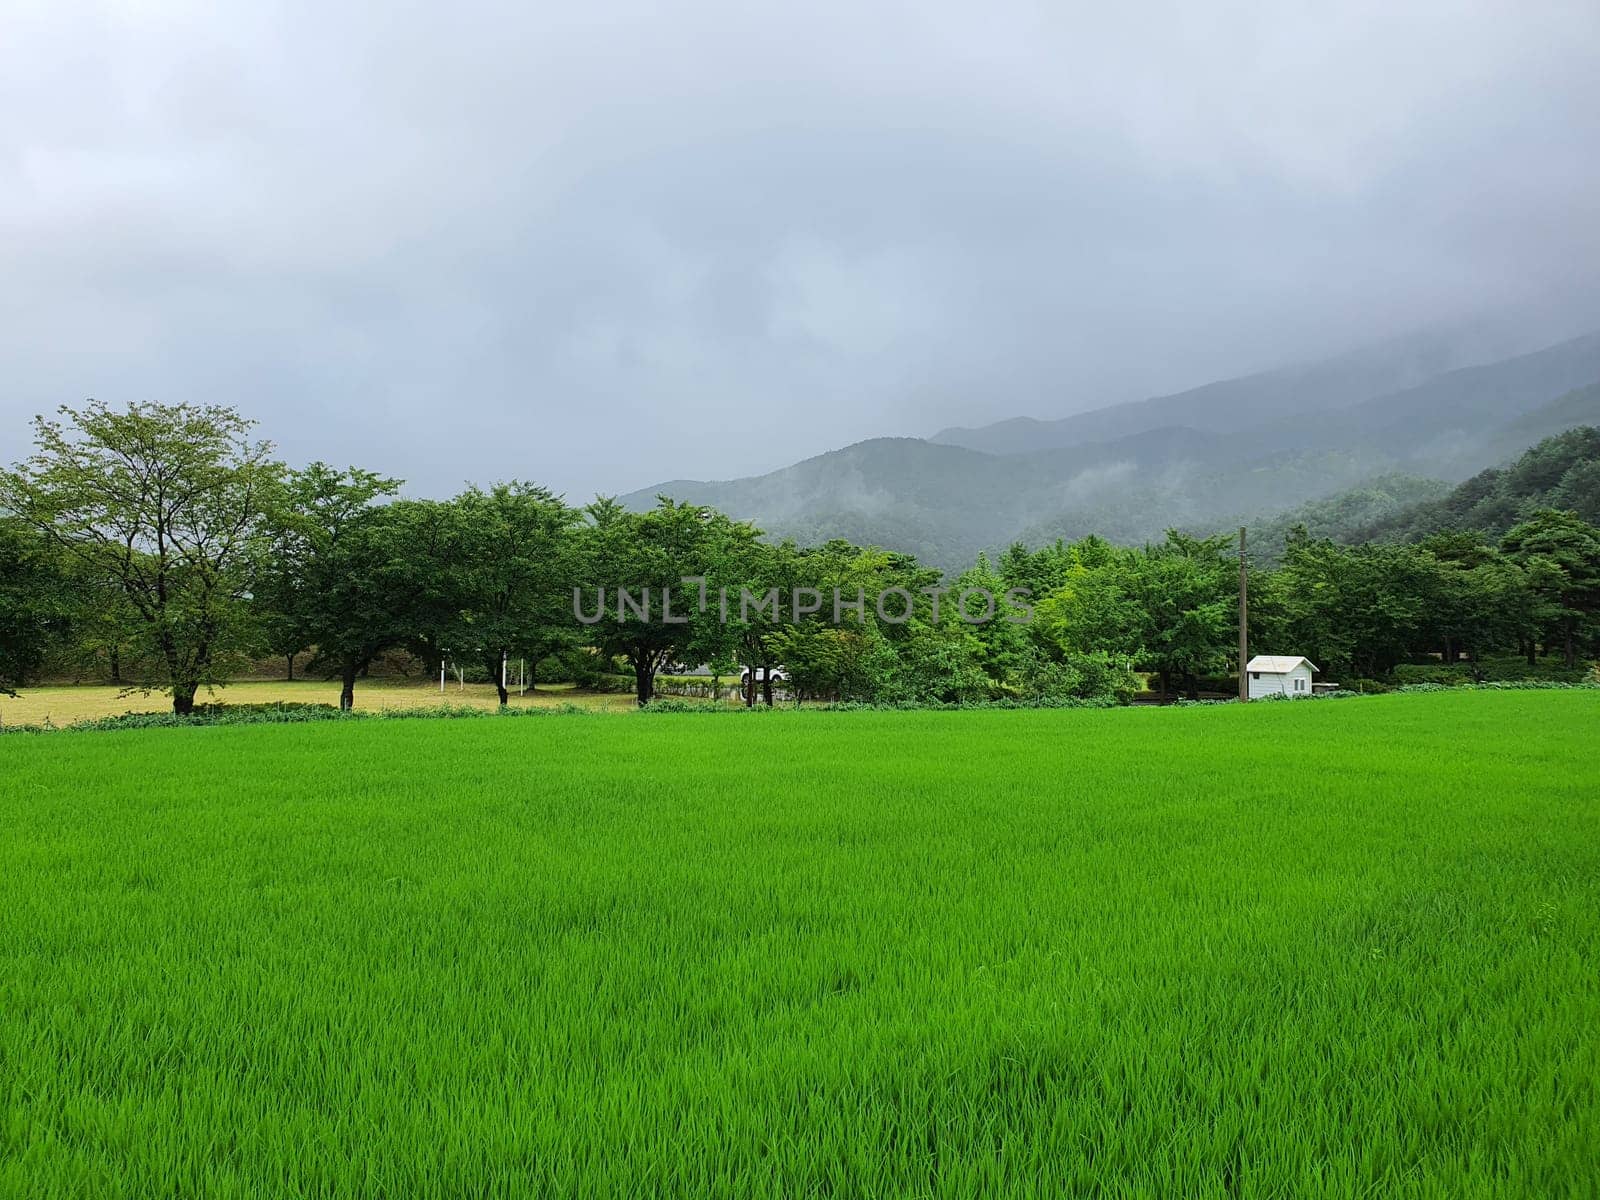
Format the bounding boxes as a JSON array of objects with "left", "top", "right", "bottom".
[{"left": 2, "top": 691, "right": 1597, "bottom": 1196}]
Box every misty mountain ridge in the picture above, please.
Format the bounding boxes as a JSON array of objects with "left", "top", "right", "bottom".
[
  {"left": 929, "top": 317, "right": 1583, "bottom": 456},
  {"left": 621, "top": 329, "right": 1600, "bottom": 570}
]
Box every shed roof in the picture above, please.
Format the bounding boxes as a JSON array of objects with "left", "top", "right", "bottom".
[{"left": 1246, "top": 655, "right": 1318, "bottom": 674}]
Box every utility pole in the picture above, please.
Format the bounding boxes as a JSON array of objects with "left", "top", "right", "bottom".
[{"left": 1238, "top": 526, "right": 1249, "bottom": 702}]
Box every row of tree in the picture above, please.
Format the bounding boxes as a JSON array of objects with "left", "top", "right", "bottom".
[
  {"left": 999, "top": 516, "right": 1600, "bottom": 696},
  {"left": 3, "top": 401, "right": 1598, "bottom": 718}
]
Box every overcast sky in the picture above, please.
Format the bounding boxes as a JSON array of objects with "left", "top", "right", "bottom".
[{"left": 3, "top": 0, "right": 1599, "bottom": 500}]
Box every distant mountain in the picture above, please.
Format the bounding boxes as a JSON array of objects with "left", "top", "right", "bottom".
[
  {"left": 930, "top": 322, "right": 1559, "bottom": 456},
  {"left": 1487, "top": 380, "right": 1600, "bottom": 455},
  {"left": 1248, "top": 334, "right": 1600, "bottom": 471},
  {"left": 620, "top": 431, "right": 1234, "bottom": 569},
  {"left": 622, "top": 334, "right": 1600, "bottom": 571}
]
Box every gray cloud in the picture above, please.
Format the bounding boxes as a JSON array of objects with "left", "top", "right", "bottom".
[{"left": 3, "top": 0, "right": 1599, "bottom": 499}]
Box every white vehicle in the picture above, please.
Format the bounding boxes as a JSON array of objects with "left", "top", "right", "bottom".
[{"left": 739, "top": 665, "right": 789, "bottom": 684}]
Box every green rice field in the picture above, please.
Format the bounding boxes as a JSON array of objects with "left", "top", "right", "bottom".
[{"left": 2, "top": 691, "right": 1598, "bottom": 1197}]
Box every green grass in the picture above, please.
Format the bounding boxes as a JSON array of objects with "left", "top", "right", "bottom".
[{"left": 2, "top": 692, "right": 1597, "bottom": 1197}]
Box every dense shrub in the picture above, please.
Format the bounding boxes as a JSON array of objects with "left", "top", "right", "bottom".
[
  {"left": 1017, "top": 651, "right": 1142, "bottom": 705},
  {"left": 1395, "top": 680, "right": 1599, "bottom": 694},
  {"left": 1390, "top": 657, "right": 1595, "bottom": 686}
]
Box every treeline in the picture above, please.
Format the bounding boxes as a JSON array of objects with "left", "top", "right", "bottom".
[
  {"left": 1002, "top": 516, "right": 1600, "bottom": 694},
  {"left": 3, "top": 401, "right": 1598, "bottom": 718}
]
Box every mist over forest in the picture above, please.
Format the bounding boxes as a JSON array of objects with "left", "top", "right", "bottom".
[{"left": 622, "top": 322, "right": 1600, "bottom": 569}]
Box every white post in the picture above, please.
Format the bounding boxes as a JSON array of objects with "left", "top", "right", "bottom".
[{"left": 440, "top": 654, "right": 446, "bottom": 694}]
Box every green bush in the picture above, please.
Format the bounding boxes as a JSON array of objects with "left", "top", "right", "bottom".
[
  {"left": 1388, "top": 658, "right": 1595, "bottom": 686},
  {"left": 1018, "top": 651, "right": 1142, "bottom": 705}
]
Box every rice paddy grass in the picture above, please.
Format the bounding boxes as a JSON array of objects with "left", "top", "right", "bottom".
[{"left": 2, "top": 690, "right": 1597, "bottom": 1197}]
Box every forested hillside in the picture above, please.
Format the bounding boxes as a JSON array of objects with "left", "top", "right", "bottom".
[
  {"left": 1244, "top": 475, "right": 1452, "bottom": 560},
  {"left": 1247, "top": 423, "right": 1600, "bottom": 558},
  {"left": 1353, "top": 426, "right": 1600, "bottom": 543}
]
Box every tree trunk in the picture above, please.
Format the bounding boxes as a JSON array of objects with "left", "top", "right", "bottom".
[
  {"left": 485, "top": 652, "right": 508, "bottom": 706},
  {"left": 109, "top": 644, "right": 121, "bottom": 684},
  {"left": 633, "top": 657, "right": 655, "bottom": 706},
  {"left": 172, "top": 684, "right": 198, "bottom": 715},
  {"left": 1159, "top": 670, "right": 1170, "bottom": 704},
  {"left": 340, "top": 660, "right": 357, "bottom": 711},
  {"left": 286, "top": 653, "right": 295, "bottom": 681},
  {"left": 744, "top": 668, "right": 755, "bottom": 708},
  {"left": 762, "top": 666, "right": 774, "bottom": 707},
  {"left": 416, "top": 641, "right": 441, "bottom": 680},
  {"left": 1183, "top": 671, "right": 1198, "bottom": 701},
  {"left": 1565, "top": 624, "right": 1577, "bottom": 669}
]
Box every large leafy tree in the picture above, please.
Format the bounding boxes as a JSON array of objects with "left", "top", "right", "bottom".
[
  {"left": 1501, "top": 510, "right": 1600, "bottom": 667},
  {"left": 678, "top": 518, "right": 767, "bottom": 704},
  {"left": 1260, "top": 530, "right": 1437, "bottom": 680},
  {"left": 450, "top": 483, "right": 583, "bottom": 705},
  {"left": 264, "top": 463, "right": 405, "bottom": 710},
  {"left": 382, "top": 498, "right": 468, "bottom": 680},
  {"left": 770, "top": 624, "right": 899, "bottom": 703},
  {"left": 1031, "top": 546, "right": 1145, "bottom": 662},
  {"left": 1022, "top": 540, "right": 1152, "bottom": 701},
  {"left": 580, "top": 497, "right": 729, "bottom": 705},
  {"left": 949, "top": 553, "right": 1029, "bottom": 685},
  {"left": 1415, "top": 534, "right": 1531, "bottom": 670},
  {"left": 1119, "top": 532, "right": 1235, "bottom": 699},
  {"left": 771, "top": 540, "right": 986, "bottom": 704},
  {"left": 0, "top": 402, "right": 280, "bottom": 713},
  {"left": 723, "top": 536, "right": 808, "bottom": 706}
]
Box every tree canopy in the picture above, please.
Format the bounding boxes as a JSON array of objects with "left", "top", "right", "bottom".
[{"left": 1, "top": 401, "right": 280, "bottom": 713}]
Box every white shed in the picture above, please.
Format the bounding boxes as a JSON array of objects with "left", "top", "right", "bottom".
[{"left": 1246, "top": 655, "right": 1317, "bottom": 699}]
